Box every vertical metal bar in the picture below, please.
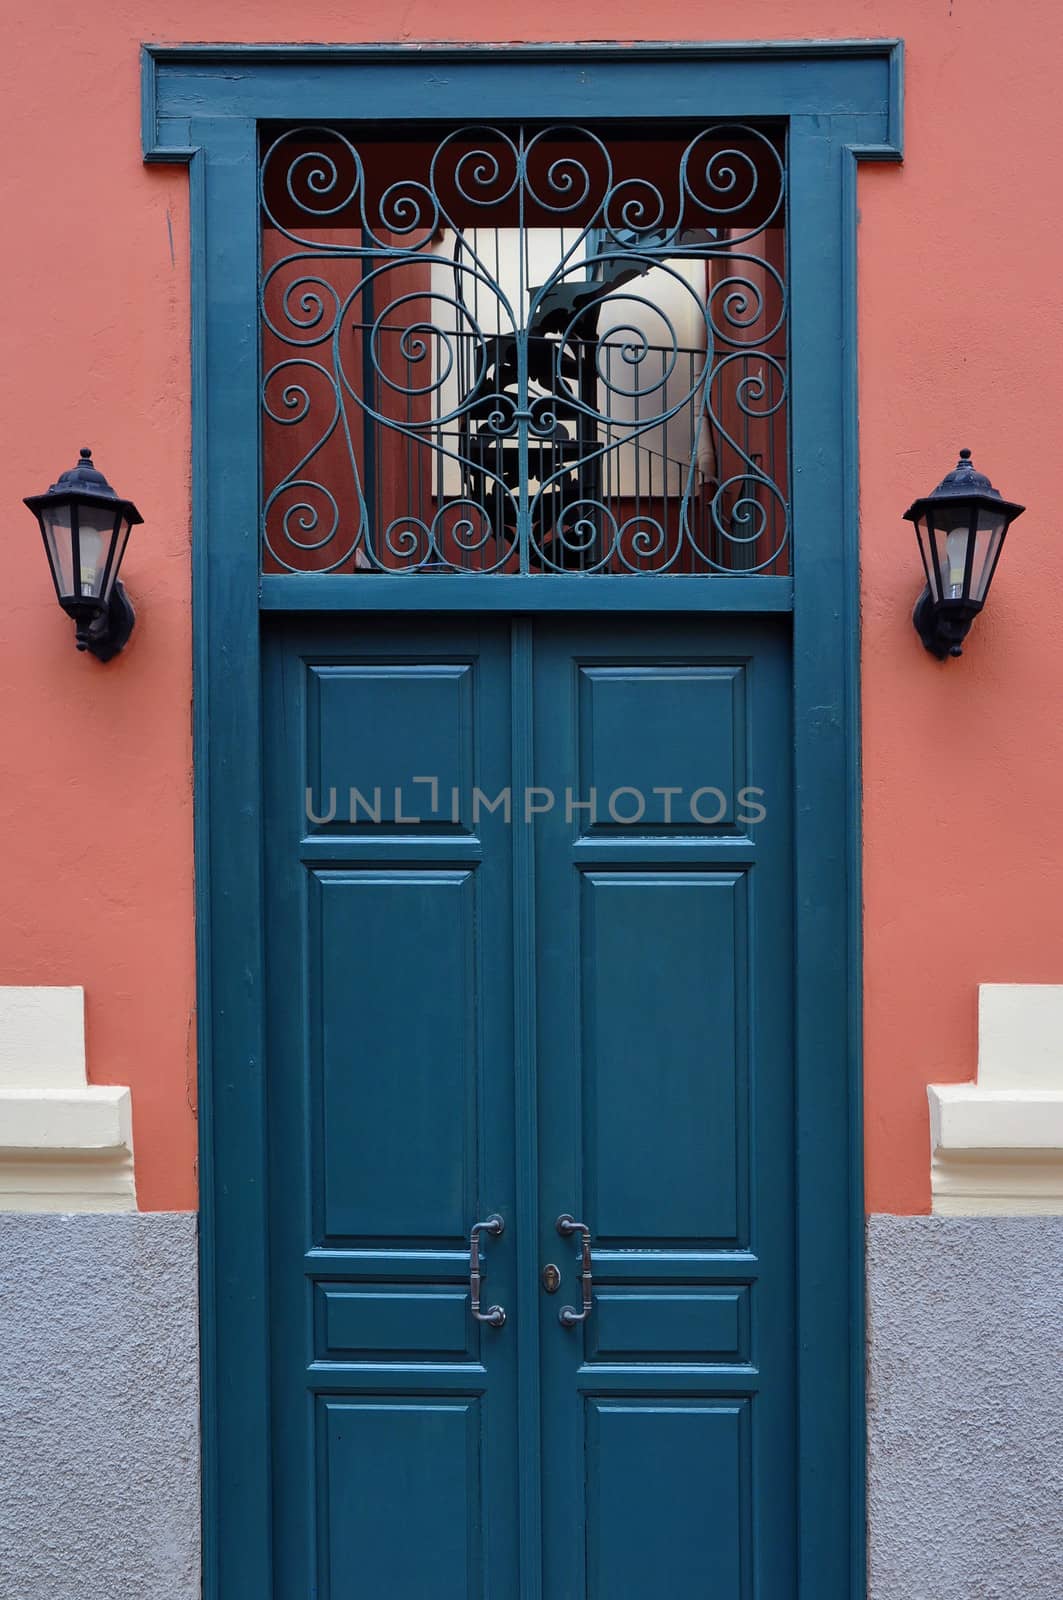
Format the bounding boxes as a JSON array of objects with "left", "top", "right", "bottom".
[
  {"left": 456, "top": 228, "right": 467, "bottom": 541},
  {"left": 435, "top": 369, "right": 445, "bottom": 550},
  {"left": 405, "top": 346, "right": 414, "bottom": 561},
  {"left": 492, "top": 217, "right": 506, "bottom": 565},
  {"left": 604, "top": 342, "right": 612, "bottom": 544},
  {"left": 578, "top": 329, "right": 601, "bottom": 571},
  {"left": 633, "top": 376, "right": 641, "bottom": 565},
  {"left": 681, "top": 346, "right": 691, "bottom": 574},
  {"left": 768, "top": 354, "right": 778, "bottom": 574},
  {"left": 516, "top": 130, "right": 530, "bottom": 574},
  {"left": 361, "top": 274, "right": 377, "bottom": 568}
]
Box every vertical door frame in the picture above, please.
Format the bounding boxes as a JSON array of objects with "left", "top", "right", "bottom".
[{"left": 142, "top": 40, "right": 903, "bottom": 1600}]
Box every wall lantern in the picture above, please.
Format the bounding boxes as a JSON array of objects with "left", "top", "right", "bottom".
[
  {"left": 23, "top": 448, "right": 143, "bottom": 662},
  {"left": 904, "top": 449, "right": 1024, "bottom": 661}
]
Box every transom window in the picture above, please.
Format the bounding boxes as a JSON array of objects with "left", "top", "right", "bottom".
[{"left": 260, "top": 122, "right": 788, "bottom": 574}]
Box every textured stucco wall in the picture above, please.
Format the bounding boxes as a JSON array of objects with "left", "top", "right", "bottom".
[
  {"left": 0, "top": 1214, "right": 199, "bottom": 1600},
  {"left": 1, "top": 4, "right": 1063, "bottom": 1218},
  {"left": 867, "top": 1215, "right": 1063, "bottom": 1600},
  {"left": 1, "top": 1210, "right": 1060, "bottom": 1597}
]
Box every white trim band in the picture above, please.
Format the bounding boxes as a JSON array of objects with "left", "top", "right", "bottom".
[
  {"left": 929, "top": 985, "right": 1063, "bottom": 1216},
  {"left": 0, "top": 988, "right": 136, "bottom": 1212}
]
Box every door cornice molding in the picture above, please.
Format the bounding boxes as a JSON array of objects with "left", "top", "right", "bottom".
[{"left": 142, "top": 39, "right": 904, "bottom": 165}]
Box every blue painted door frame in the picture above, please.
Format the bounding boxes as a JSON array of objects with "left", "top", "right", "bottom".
[{"left": 142, "top": 39, "right": 903, "bottom": 1600}]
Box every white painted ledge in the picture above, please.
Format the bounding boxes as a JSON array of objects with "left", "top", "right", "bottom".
[
  {"left": 929, "top": 1086, "right": 1063, "bottom": 1214},
  {"left": 929, "top": 985, "right": 1063, "bottom": 1216},
  {"left": 0, "top": 988, "right": 136, "bottom": 1212}
]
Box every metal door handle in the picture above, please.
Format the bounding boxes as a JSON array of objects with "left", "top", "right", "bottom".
[
  {"left": 469, "top": 1215, "right": 506, "bottom": 1328},
  {"left": 556, "top": 1214, "right": 593, "bottom": 1327}
]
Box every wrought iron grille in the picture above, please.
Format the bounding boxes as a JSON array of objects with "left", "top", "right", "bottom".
[{"left": 260, "top": 123, "right": 788, "bottom": 575}]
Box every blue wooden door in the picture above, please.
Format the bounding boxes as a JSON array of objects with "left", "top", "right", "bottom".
[
  {"left": 264, "top": 616, "right": 521, "bottom": 1598},
  {"left": 263, "top": 610, "right": 794, "bottom": 1597},
  {"left": 534, "top": 617, "right": 794, "bottom": 1598}
]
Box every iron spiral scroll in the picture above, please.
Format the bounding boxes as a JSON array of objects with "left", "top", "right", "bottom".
[{"left": 260, "top": 121, "right": 789, "bottom": 576}]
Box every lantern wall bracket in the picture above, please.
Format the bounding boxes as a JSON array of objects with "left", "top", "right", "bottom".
[
  {"left": 912, "top": 587, "right": 980, "bottom": 661},
  {"left": 75, "top": 580, "right": 136, "bottom": 662}
]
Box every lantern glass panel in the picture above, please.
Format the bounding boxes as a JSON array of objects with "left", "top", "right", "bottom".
[
  {"left": 75, "top": 504, "right": 121, "bottom": 602},
  {"left": 926, "top": 502, "right": 974, "bottom": 602},
  {"left": 971, "top": 506, "right": 1009, "bottom": 603},
  {"left": 108, "top": 516, "right": 134, "bottom": 601},
  {"left": 911, "top": 510, "right": 934, "bottom": 595},
  {"left": 40, "top": 503, "right": 76, "bottom": 598}
]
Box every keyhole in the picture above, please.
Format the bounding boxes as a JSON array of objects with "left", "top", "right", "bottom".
[{"left": 541, "top": 1263, "right": 561, "bottom": 1294}]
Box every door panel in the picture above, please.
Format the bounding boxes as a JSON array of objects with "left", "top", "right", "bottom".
[
  {"left": 588, "top": 1286, "right": 750, "bottom": 1363},
  {"left": 306, "top": 662, "right": 478, "bottom": 834},
  {"left": 585, "top": 1398, "right": 749, "bottom": 1599},
  {"left": 313, "top": 868, "right": 479, "bottom": 1242},
  {"left": 320, "top": 1395, "right": 484, "bottom": 1598},
  {"left": 264, "top": 613, "right": 795, "bottom": 1598},
  {"left": 580, "top": 870, "right": 745, "bottom": 1242},
  {"left": 316, "top": 1281, "right": 475, "bottom": 1361},
  {"left": 576, "top": 663, "right": 748, "bottom": 834}
]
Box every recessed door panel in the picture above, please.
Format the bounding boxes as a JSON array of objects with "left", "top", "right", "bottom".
[
  {"left": 577, "top": 664, "right": 748, "bottom": 833},
  {"left": 320, "top": 1397, "right": 484, "bottom": 1599},
  {"left": 315, "top": 1283, "right": 474, "bottom": 1361},
  {"left": 313, "top": 868, "right": 477, "bottom": 1242},
  {"left": 585, "top": 1399, "right": 750, "bottom": 1600},
  {"left": 307, "top": 662, "right": 476, "bottom": 833},
  {"left": 581, "top": 869, "right": 746, "bottom": 1244},
  {"left": 588, "top": 1286, "right": 750, "bottom": 1364}
]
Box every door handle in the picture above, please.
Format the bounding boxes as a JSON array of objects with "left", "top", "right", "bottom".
[
  {"left": 469, "top": 1215, "right": 506, "bottom": 1328},
  {"left": 556, "top": 1214, "right": 593, "bottom": 1327}
]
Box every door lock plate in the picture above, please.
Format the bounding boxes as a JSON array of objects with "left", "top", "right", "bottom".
[{"left": 541, "top": 1263, "right": 561, "bottom": 1294}]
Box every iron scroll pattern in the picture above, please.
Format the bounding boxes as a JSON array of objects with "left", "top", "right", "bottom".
[{"left": 260, "top": 124, "right": 789, "bottom": 575}]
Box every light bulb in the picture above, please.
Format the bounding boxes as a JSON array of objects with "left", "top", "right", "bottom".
[{"left": 944, "top": 529, "right": 968, "bottom": 599}]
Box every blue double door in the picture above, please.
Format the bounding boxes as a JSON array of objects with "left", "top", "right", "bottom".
[{"left": 264, "top": 611, "right": 795, "bottom": 1598}]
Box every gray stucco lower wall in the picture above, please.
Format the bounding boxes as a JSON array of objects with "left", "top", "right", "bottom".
[
  {"left": 867, "top": 1213, "right": 1063, "bottom": 1600},
  {"left": 2, "top": 1209, "right": 1060, "bottom": 1599},
  {"left": 0, "top": 1212, "right": 199, "bottom": 1600}
]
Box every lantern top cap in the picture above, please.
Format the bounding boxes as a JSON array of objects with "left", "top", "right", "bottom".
[
  {"left": 932, "top": 448, "right": 1000, "bottom": 500},
  {"left": 903, "top": 448, "right": 1025, "bottom": 523},
  {"left": 49, "top": 447, "right": 119, "bottom": 499},
  {"left": 23, "top": 447, "right": 143, "bottom": 523}
]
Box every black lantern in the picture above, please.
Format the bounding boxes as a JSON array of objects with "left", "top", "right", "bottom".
[
  {"left": 904, "top": 449, "right": 1024, "bottom": 661},
  {"left": 24, "top": 447, "right": 142, "bottom": 661}
]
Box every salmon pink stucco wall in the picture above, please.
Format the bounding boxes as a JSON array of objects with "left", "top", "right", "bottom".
[{"left": 2, "top": 3, "right": 1061, "bottom": 1214}]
